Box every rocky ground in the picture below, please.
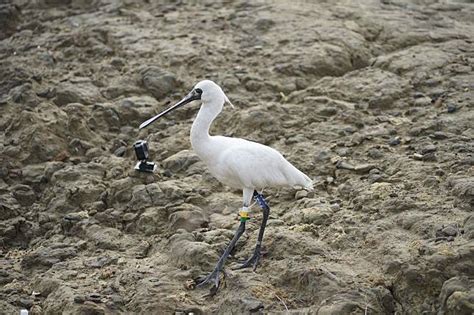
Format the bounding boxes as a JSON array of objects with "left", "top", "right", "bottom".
[{"left": 1, "top": 0, "right": 473, "bottom": 314}]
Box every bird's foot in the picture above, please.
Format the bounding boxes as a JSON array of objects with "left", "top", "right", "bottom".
[
  {"left": 196, "top": 267, "right": 226, "bottom": 296},
  {"left": 234, "top": 248, "right": 262, "bottom": 271}
]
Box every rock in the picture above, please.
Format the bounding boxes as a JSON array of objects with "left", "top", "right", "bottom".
[
  {"left": 0, "top": 217, "right": 35, "bottom": 247},
  {"left": 116, "top": 96, "right": 158, "bottom": 124},
  {"left": 388, "top": 137, "right": 401, "bottom": 146},
  {"left": 301, "top": 207, "right": 332, "bottom": 226},
  {"left": 169, "top": 231, "right": 217, "bottom": 269},
  {"left": 19, "top": 298, "right": 34, "bottom": 308},
  {"left": 11, "top": 184, "right": 36, "bottom": 206},
  {"left": 54, "top": 82, "right": 101, "bottom": 106},
  {"left": 83, "top": 256, "right": 118, "bottom": 269},
  {"left": 431, "top": 131, "right": 448, "bottom": 140},
  {"left": 421, "top": 144, "right": 437, "bottom": 154},
  {"left": 136, "top": 208, "right": 163, "bottom": 236},
  {"left": 113, "top": 146, "right": 127, "bottom": 157},
  {"left": 275, "top": 37, "right": 369, "bottom": 79},
  {"left": 162, "top": 150, "right": 200, "bottom": 173},
  {"left": 169, "top": 207, "right": 207, "bottom": 232},
  {"left": 447, "top": 104, "right": 457, "bottom": 113},
  {"left": 293, "top": 68, "right": 409, "bottom": 109},
  {"left": 448, "top": 177, "right": 474, "bottom": 210},
  {"left": 436, "top": 225, "right": 459, "bottom": 238},
  {"left": 255, "top": 18, "right": 275, "bottom": 32},
  {"left": 438, "top": 277, "right": 474, "bottom": 315},
  {"left": 373, "top": 44, "right": 455, "bottom": 82},
  {"left": 463, "top": 215, "right": 474, "bottom": 240},
  {"left": 317, "top": 290, "right": 392, "bottom": 314},
  {"left": 9, "top": 83, "right": 40, "bottom": 108},
  {"left": 85, "top": 225, "right": 129, "bottom": 250},
  {"left": 0, "top": 4, "right": 20, "bottom": 40},
  {"left": 139, "top": 66, "right": 180, "bottom": 99},
  {"left": 86, "top": 293, "right": 103, "bottom": 303},
  {"left": 0, "top": 301, "right": 17, "bottom": 315},
  {"left": 295, "top": 190, "right": 308, "bottom": 199},
  {"left": 21, "top": 245, "right": 77, "bottom": 268},
  {"left": 218, "top": 297, "right": 264, "bottom": 313},
  {"left": 336, "top": 160, "right": 376, "bottom": 174},
  {"left": 368, "top": 147, "right": 384, "bottom": 159},
  {"left": 32, "top": 277, "right": 61, "bottom": 297}
]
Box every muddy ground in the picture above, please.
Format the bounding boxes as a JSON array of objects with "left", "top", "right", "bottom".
[{"left": 1, "top": 0, "right": 473, "bottom": 314}]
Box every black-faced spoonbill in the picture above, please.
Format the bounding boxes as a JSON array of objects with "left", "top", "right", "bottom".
[{"left": 140, "top": 80, "right": 313, "bottom": 295}]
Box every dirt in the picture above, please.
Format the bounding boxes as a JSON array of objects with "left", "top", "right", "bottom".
[{"left": 1, "top": 0, "right": 473, "bottom": 314}]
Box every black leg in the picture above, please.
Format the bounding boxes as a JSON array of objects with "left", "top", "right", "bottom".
[
  {"left": 196, "top": 221, "right": 246, "bottom": 295},
  {"left": 235, "top": 191, "right": 270, "bottom": 271}
]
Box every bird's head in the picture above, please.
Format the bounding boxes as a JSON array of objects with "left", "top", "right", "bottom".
[
  {"left": 194, "top": 80, "right": 234, "bottom": 108},
  {"left": 139, "top": 80, "right": 233, "bottom": 129}
]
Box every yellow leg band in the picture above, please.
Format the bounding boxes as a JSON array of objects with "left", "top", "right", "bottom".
[{"left": 239, "top": 211, "right": 250, "bottom": 222}]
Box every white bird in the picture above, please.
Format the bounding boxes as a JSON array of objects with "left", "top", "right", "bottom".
[{"left": 140, "top": 80, "right": 312, "bottom": 295}]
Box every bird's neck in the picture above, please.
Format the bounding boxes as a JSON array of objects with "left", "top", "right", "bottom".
[{"left": 190, "top": 101, "right": 221, "bottom": 155}]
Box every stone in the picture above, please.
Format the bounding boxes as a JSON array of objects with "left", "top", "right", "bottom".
[
  {"left": 54, "top": 82, "right": 101, "bottom": 106},
  {"left": 301, "top": 207, "right": 332, "bottom": 226},
  {"left": 0, "top": 301, "right": 17, "bottom": 314},
  {"left": 11, "top": 184, "right": 36, "bottom": 206},
  {"left": 162, "top": 150, "right": 200, "bottom": 173},
  {"left": 85, "top": 225, "right": 125, "bottom": 250},
  {"left": 21, "top": 245, "right": 77, "bottom": 268},
  {"left": 436, "top": 225, "right": 458, "bottom": 238},
  {"left": 218, "top": 297, "right": 264, "bottom": 313},
  {"left": 139, "top": 66, "right": 180, "bottom": 99},
  {"left": 169, "top": 208, "right": 208, "bottom": 232},
  {"left": 388, "top": 137, "right": 401, "bottom": 146},
  {"left": 447, "top": 104, "right": 457, "bottom": 113},
  {"left": 168, "top": 231, "right": 217, "bottom": 269},
  {"left": 295, "top": 190, "right": 308, "bottom": 199},
  {"left": 0, "top": 4, "right": 20, "bottom": 40},
  {"left": 463, "top": 215, "right": 474, "bottom": 240},
  {"left": 9, "top": 83, "right": 40, "bottom": 108},
  {"left": 438, "top": 277, "right": 474, "bottom": 315},
  {"left": 113, "top": 146, "right": 127, "bottom": 157},
  {"left": 83, "top": 256, "right": 118, "bottom": 269},
  {"left": 292, "top": 68, "right": 409, "bottom": 109},
  {"left": 448, "top": 177, "right": 474, "bottom": 210}
]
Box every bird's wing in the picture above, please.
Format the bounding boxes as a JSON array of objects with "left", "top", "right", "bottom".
[{"left": 217, "top": 139, "right": 311, "bottom": 189}]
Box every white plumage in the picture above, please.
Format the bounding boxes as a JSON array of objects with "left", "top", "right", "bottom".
[{"left": 189, "top": 80, "right": 312, "bottom": 205}]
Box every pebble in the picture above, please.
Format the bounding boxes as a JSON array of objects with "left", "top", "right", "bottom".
[
  {"left": 19, "top": 299, "right": 34, "bottom": 308},
  {"left": 140, "top": 66, "right": 180, "bottom": 99},
  {"left": 295, "top": 190, "right": 308, "bottom": 199},
  {"left": 368, "top": 147, "right": 384, "bottom": 159},
  {"left": 87, "top": 293, "right": 102, "bottom": 303},
  {"left": 388, "top": 137, "right": 401, "bottom": 146},
  {"left": 421, "top": 144, "right": 437, "bottom": 154},
  {"left": 74, "top": 295, "right": 86, "bottom": 304},
  {"left": 441, "top": 226, "right": 458, "bottom": 237},
  {"left": 447, "top": 104, "right": 457, "bottom": 113},
  {"left": 431, "top": 132, "right": 448, "bottom": 140},
  {"left": 113, "top": 146, "right": 127, "bottom": 157}
]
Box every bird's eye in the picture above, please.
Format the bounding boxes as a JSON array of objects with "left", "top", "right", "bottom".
[{"left": 195, "top": 88, "right": 203, "bottom": 94}]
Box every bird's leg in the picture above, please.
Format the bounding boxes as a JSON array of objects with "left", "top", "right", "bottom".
[
  {"left": 196, "top": 220, "right": 246, "bottom": 295},
  {"left": 235, "top": 191, "right": 270, "bottom": 271}
]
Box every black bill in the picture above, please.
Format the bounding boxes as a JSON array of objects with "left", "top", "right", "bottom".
[{"left": 139, "top": 88, "right": 202, "bottom": 129}]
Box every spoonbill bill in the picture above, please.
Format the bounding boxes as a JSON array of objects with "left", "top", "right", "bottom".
[{"left": 140, "top": 80, "right": 312, "bottom": 295}]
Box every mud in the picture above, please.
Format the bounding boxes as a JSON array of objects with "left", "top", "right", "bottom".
[{"left": 1, "top": 0, "right": 473, "bottom": 314}]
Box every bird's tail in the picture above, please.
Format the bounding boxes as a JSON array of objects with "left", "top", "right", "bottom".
[
  {"left": 285, "top": 162, "right": 314, "bottom": 191},
  {"left": 300, "top": 172, "right": 314, "bottom": 191}
]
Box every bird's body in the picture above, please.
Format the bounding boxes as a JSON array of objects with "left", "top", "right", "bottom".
[
  {"left": 189, "top": 80, "right": 312, "bottom": 203},
  {"left": 193, "top": 135, "right": 312, "bottom": 191},
  {"left": 140, "top": 79, "right": 312, "bottom": 295}
]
